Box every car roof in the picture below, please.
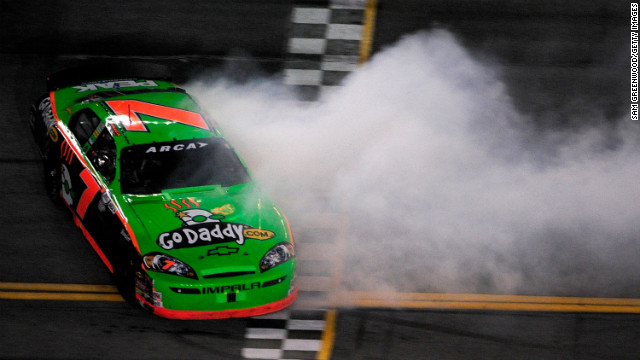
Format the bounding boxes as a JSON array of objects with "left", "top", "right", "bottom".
[{"left": 52, "top": 79, "right": 221, "bottom": 149}]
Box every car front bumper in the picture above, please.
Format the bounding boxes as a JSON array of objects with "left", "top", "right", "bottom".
[{"left": 134, "top": 262, "right": 297, "bottom": 319}]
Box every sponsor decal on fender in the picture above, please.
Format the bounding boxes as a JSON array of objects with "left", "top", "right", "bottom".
[
  {"left": 48, "top": 127, "right": 59, "bottom": 143},
  {"left": 157, "top": 208, "right": 275, "bottom": 250},
  {"left": 38, "top": 97, "right": 56, "bottom": 129}
]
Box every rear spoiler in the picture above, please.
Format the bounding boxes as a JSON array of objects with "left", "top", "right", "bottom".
[{"left": 46, "top": 62, "right": 173, "bottom": 91}]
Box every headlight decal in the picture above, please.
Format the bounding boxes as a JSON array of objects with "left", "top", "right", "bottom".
[{"left": 142, "top": 253, "right": 198, "bottom": 279}]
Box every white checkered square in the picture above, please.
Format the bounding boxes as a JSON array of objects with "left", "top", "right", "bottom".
[
  {"left": 288, "top": 38, "right": 327, "bottom": 54},
  {"left": 292, "top": 7, "right": 330, "bottom": 24}
]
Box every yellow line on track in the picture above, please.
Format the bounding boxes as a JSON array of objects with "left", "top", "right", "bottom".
[
  {"left": 0, "top": 282, "right": 118, "bottom": 293},
  {"left": 331, "top": 292, "right": 640, "bottom": 314},
  {"left": 0, "top": 291, "right": 124, "bottom": 302},
  {"left": 0, "top": 282, "right": 122, "bottom": 301},
  {"left": 3, "top": 282, "right": 640, "bottom": 313}
]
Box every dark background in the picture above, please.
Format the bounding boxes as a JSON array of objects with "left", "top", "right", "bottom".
[{"left": 0, "top": 1, "right": 635, "bottom": 359}]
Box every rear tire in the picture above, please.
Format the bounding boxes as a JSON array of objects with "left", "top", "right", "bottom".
[{"left": 43, "top": 146, "right": 61, "bottom": 204}]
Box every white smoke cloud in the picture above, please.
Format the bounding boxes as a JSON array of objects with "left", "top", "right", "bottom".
[{"left": 188, "top": 30, "right": 640, "bottom": 297}]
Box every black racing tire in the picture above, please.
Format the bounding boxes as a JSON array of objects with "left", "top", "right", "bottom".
[
  {"left": 42, "top": 146, "right": 61, "bottom": 204},
  {"left": 29, "top": 104, "right": 48, "bottom": 159},
  {"left": 112, "top": 251, "right": 141, "bottom": 306},
  {"left": 28, "top": 105, "right": 37, "bottom": 134}
]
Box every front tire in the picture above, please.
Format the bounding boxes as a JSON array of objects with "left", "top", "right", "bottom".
[
  {"left": 112, "top": 247, "right": 145, "bottom": 307},
  {"left": 113, "top": 254, "right": 137, "bottom": 304}
]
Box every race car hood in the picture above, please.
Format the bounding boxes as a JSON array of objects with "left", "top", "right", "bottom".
[{"left": 119, "top": 182, "right": 290, "bottom": 275}]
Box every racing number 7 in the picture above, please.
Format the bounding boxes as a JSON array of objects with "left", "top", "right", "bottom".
[
  {"left": 77, "top": 169, "right": 101, "bottom": 219},
  {"left": 105, "top": 100, "right": 209, "bottom": 132}
]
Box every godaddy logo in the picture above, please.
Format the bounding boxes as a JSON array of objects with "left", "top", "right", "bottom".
[{"left": 157, "top": 208, "right": 275, "bottom": 250}]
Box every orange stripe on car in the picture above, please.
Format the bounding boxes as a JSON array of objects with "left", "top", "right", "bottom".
[
  {"left": 50, "top": 91, "right": 142, "bottom": 257},
  {"left": 67, "top": 203, "right": 114, "bottom": 273}
]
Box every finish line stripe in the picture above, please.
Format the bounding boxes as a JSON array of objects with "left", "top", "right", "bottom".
[
  {"left": 316, "top": 310, "right": 337, "bottom": 360},
  {"left": 358, "top": 0, "right": 377, "bottom": 64}
]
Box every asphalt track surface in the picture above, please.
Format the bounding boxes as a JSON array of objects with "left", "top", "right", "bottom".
[{"left": 0, "top": 1, "right": 637, "bottom": 359}]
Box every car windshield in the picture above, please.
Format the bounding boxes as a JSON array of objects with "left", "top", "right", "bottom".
[{"left": 120, "top": 137, "right": 250, "bottom": 194}]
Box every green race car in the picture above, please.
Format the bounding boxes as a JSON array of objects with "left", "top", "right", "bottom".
[{"left": 29, "top": 71, "right": 297, "bottom": 319}]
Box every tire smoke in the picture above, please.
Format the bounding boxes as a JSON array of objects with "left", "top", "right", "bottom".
[{"left": 189, "top": 30, "right": 639, "bottom": 297}]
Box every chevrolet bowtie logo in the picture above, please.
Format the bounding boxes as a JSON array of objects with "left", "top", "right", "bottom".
[{"left": 207, "top": 246, "right": 239, "bottom": 256}]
